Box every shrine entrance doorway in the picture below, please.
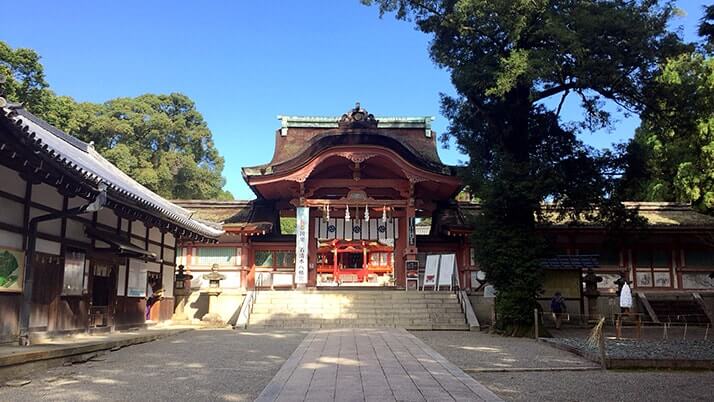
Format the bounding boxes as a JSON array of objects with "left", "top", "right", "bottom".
[{"left": 316, "top": 240, "right": 395, "bottom": 287}]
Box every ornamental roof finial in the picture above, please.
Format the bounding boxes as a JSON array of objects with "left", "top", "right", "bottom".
[{"left": 339, "top": 102, "right": 378, "bottom": 129}]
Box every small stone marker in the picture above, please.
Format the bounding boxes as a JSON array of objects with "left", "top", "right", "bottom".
[{"left": 5, "top": 379, "right": 31, "bottom": 387}]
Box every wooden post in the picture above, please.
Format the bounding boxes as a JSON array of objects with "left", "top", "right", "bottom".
[
  {"left": 534, "top": 309, "right": 539, "bottom": 340},
  {"left": 597, "top": 324, "right": 608, "bottom": 370}
]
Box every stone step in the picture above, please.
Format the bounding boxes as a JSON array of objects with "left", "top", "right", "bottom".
[
  {"left": 247, "top": 290, "right": 466, "bottom": 330},
  {"left": 255, "top": 304, "right": 457, "bottom": 310},
  {"left": 249, "top": 318, "right": 469, "bottom": 327},
  {"left": 256, "top": 294, "right": 458, "bottom": 301},
  {"left": 249, "top": 312, "right": 465, "bottom": 321},
  {"left": 249, "top": 322, "right": 470, "bottom": 330},
  {"left": 250, "top": 308, "right": 464, "bottom": 316},
  {"left": 258, "top": 293, "right": 456, "bottom": 300}
]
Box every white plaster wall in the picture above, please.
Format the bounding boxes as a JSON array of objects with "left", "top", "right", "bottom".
[
  {"left": 0, "top": 229, "right": 22, "bottom": 249},
  {"left": 148, "top": 242, "right": 161, "bottom": 258},
  {"left": 164, "top": 232, "right": 175, "bottom": 247},
  {"left": 146, "top": 261, "right": 161, "bottom": 274},
  {"left": 35, "top": 238, "right": 61, "bottom": 255},
  {"left": 32, "top": 183, "right": 63, "bottom": 211},
  {"left": 164, "top": 247, "right": 176, "bottom": 265},
  {"left": 0, "top": 165, "right": 26, "bottom": 197},
  {"left": 0, "top": 197, "right": 23, "bottom": 226},
  {"left": 97, "top": 208, "right": 117, "bottom": 227},
  {"left": 65, "top": 217, "right": 88, "bottom": 242},
  {"left": 130, "top": 236, "right": 145, "bottom": 248},
  {"left": 132, "top": 220, "right": 146, "bottom": 236},
  {"left": 30, "top": 208, "right": 62, "bottom": 237},
  {"left": 162, "top": 265, "right": 174, "bottom": 298},
  {"left": 68, "top": 196, "right": 90, "bottom": 209},
  {"left": 149, "top": 227, "right": 162, "bottom": 243}
]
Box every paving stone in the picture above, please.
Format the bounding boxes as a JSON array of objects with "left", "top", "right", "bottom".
[{"left": 256, "top": 328, "right": 503, "bottom": 401}]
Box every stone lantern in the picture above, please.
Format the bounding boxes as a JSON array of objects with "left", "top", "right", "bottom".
[
  {"left": 201, "top": 264, "right": 226, "bottom": 325},
  {"left": 171, "top": 265, "right": 193, "bottom": 323},
  {"left": 582, "top": 267, "right": 603, "bottom": 320}
]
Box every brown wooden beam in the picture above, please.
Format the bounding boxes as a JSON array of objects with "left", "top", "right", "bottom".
[{"left": 305, "top": 178, "right": 409, "bottom": 191}]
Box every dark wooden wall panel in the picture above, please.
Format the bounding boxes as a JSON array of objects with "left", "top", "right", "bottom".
[
  {"left": 0, "top": 293, "right": 20, "bottom": 341},
  {"left": 29, "top": 255, "right": 62, "bottom": 331},
  {"left": 54, "top": 298, "right": 89, "bottom": 332},
  {"left": 155, "top": 298, "right": 174, "bottom": 321},
  {"left": 114, "top": 297, "right": 145, "bottom": 328}
]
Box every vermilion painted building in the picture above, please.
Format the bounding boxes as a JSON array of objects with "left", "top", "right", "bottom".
[{"left": 176, "top": 104, "right": 714, "bottom": 324}]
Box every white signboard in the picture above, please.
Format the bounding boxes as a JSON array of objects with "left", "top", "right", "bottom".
[
  {"left": 438, "top": 254, "right": 456, "bottom": 290},
  {"left": 295, "top": 207, "right": 309, "bottom": 285},
  {"left": 127, "top": 259, "right": 148, "bottom": 297},
  {"left": 422, "top": 255, "right": 440, "bottom": 290}
]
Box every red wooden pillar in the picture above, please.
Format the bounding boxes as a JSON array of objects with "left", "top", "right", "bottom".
[
  {"left": 246, "top": 238, "right": 255, "bottom": 289},
  {"left": 362, "top": 241, "right": 368, "bottom": 282}
]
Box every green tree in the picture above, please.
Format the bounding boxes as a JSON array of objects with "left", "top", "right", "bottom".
[
  {"left": 364, "top": 0, "right": 682, "bottom": 334},
  {"left": 1, "top": 41, "right": 232, "bottom": 200},
  {"left": 700, "top": 5, "right": 714, "bottom": 49},
  {"left": 74, "top": 93, "right": 233, "bottom": 200},
  {"left": 623, "top": 32, "right": 714, "bottom": 212}
]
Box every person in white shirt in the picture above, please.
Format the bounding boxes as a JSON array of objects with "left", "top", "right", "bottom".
[{"left": 619, "top": 280, "right": 633, "bottom": 314}]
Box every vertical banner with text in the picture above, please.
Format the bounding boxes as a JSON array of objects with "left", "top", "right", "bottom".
[{"left": 295, "top": 207, "right": 309, "bottom": 285}]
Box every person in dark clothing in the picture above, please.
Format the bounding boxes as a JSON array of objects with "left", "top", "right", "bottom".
[{"left": 550, "top": 292, "right": 567, "bottom": 329}]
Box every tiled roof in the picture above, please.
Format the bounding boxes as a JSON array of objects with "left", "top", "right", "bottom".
[
  {"left": 458, "top": 202, "right": 714, "bottom": 229},
  {"left": 1, "top": 106, "right": 223, "bottom": 239},
  {"left": 541, "top": 255, "right": 599, "bottom": 270},
  {"left": 174, "top": 200, "right": 276, "bottom": 234}
]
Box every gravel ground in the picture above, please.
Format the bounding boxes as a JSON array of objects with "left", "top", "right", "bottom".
[
  {"left": 554, "top": 338, "right": 714, "bottom": 360},
  {"left": 412, "top": 330, "right": 591, "bottom": 369},
  {"left": 413, "top": 331, "right": 714, "bottom": 402},
  {"left": 0, "top": 328, "right": 307, "bottom": 402},
  {"left": 473, "top": 370, "right": 714, "bottom": 402}
]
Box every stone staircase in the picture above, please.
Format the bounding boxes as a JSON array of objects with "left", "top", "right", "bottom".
[
  {"left": 247, "top": 290, "right": 469, "bottom": 330},
  {"left": 645, "top": 295, "right": 711, "bottom": 324}
]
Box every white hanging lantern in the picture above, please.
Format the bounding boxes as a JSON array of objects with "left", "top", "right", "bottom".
[
  {"left": 364, "top": 204, "right": 370, "bottom": 220},
  {"left": 326, "top": 204, "right": 330, "bottom": 220},
  {"left": 382, "top": 205, "right": 387, "bottom": 223},
  {"left": 345, "top": 205, "right": 350, "bottom": 221}
]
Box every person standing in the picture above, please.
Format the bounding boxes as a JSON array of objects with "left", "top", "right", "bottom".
[
  {"left": 620, "top": 280, "right": 633, "bottom": 314},
  {"left": 550, "top": 292, "right": 567, "bottom": 329}
]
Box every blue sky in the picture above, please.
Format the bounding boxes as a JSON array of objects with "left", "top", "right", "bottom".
[{"left": 1, "top": 0, "right": 709, "bottom": 199}]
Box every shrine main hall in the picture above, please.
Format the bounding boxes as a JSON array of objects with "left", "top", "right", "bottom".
[{"left": 175, "top": 104, "right": 714, "bottom": 326}]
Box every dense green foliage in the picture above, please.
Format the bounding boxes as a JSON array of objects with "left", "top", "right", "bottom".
[
  {"left": 0, "top": 41, "right": 232, "bottom": 200},
  {"left": 280, "top": 217, "right": 297, "bottom": 235},
  {"left": 364, "top": 0, "right": 682, "bottom": 333},
  {"left": 621, "top": 8, "right": 713, "bottom": 213}
]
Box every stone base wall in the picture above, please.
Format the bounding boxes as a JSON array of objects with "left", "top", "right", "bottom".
[{"left": 180, "top": 289, "right": 246, "bottom": 325}]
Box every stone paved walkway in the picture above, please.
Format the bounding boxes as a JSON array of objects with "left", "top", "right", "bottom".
[{"left": 256, "top": 328, "right": 503, "bottom": 402}]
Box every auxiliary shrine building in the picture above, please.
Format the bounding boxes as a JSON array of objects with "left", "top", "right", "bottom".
[
  {"left": 0, "top": 103, "right": 220, "bottom": 344},
  {"left": 177, "top": 105, "right": 714, "bottom": 325}
]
